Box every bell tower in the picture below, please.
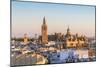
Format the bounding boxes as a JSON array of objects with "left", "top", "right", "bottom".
[{"left": 41, "top": 17, "right": 48, "bottom": 44}]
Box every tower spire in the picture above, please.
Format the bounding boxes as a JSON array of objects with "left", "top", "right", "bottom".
[
  {"left": 66, "top": 25, "right": 71, "bottom": 36},
  {"left": 67, "top": 25, "right": 70, "bottom": 32},
  {"left": 43, "top": 16, "right": 46, "bottom": 24}
]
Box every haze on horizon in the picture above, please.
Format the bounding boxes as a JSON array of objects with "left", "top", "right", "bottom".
[{"left": 12, "top": 1, "right": 95, "bottom": 38}]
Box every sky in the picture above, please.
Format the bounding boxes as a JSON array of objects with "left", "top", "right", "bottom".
[{"left": 12, "top": 1, "right": 95, "bottom": 38}]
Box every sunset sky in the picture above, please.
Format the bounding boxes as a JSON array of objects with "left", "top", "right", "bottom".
[{"left": 12, "top": 1, "right": 95, "bottom": 38}]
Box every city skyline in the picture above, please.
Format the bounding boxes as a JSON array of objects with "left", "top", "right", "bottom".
[
  {"left": 12, "top": 1, "right": 95, "bottom": 38},
  {"left": 11, "top": 1, "right": 96, "bottom": 66}
]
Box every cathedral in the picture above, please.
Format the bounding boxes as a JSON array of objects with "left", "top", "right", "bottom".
[
  {"left": 41, "top": 17, "right": 48, "bottom": 44},
  {"left": 65, "top": 27, "right": 88, "bottom": 48}
]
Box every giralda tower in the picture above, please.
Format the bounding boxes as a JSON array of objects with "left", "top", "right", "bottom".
[{"left": 41, "top": 17, "right": 48, "bottom": 44}]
